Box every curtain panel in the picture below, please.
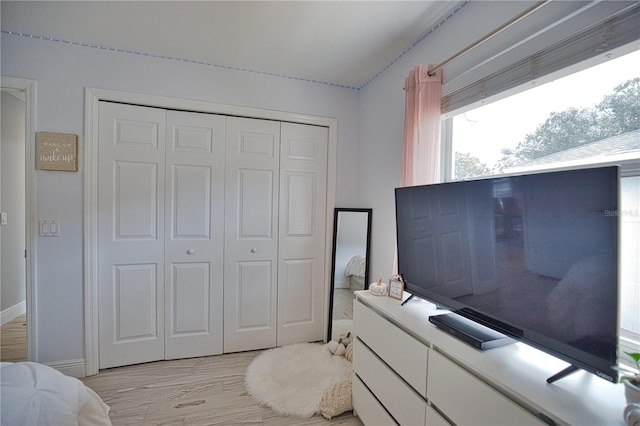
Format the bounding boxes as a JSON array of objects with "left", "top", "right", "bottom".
[
  {"left": 394, "top": 65, "right": 443, "bottom": 276},
  {"left": 401, "top": 64, "right": 442, "bottom": 187}
]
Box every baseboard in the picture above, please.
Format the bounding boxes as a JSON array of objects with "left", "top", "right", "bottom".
[
  {"left": 335, "top": 280, "right": 349, "bottom": 289},
  {"left": 45, "top": 359, "right": 87, "bottom": 378},
  {"left": 1, "top": 300, "right": 26, "bottom": 326}
]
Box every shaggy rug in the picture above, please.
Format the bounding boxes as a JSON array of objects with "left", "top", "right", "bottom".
[{"left": 244, "top": 342, "right": 352, "bottom": 418}]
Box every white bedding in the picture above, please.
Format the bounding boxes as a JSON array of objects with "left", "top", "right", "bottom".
[
  {"left": 1, "top": 362, "right": 111, "bottom": 426},
  {"left": 344, "top": 255, "right": 366, "bottom": 278}
]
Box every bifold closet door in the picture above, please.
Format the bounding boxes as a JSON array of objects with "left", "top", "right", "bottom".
[
  {"left": 277, "top": 122, "right": 328, "bottom": 346},
  {"left": 98, "top": 103, "right": 167, "bottom": 368},
  {"left": 223, "top": 118, "right": 329, "bottom": 352},
  {"left": 223, "top": 117, "right": 281, "bottom": 353},
  {"left": 164, "top": 110, "right": 225, "bottom": 360},
  {"left": 98, "top": 102, "right": 225, "bottom": 369},
  {"left": 98, "top": 104, "right": 329, "bottom": 363}
]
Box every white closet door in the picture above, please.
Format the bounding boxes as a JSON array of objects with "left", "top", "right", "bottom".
[
  {"left": 277, "top": 122, "right": 328, "bottom": 346},
  {"left": 223, "top": 117, "right": 280, "bottom": 352},
  {"left": 164, "top": 111, "right": 225, "bottom": 360},
  {"left": 98, "top": 104, "right": 226, "bottom": 368},
  {"left": 98, "top": 102, "right": 166, "bottom": 369}
]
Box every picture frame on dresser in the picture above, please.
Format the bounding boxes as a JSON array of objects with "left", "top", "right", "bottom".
[{"left": 388, "top": 278, "right": 404, "bottom": 300}]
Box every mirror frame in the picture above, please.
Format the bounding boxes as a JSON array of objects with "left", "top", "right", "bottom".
[{"left": 327, "top": 207, "right": 372, "bottom": 342}]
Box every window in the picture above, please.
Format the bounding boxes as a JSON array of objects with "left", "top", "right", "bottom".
[
  {"left": 448, "top": 49, "right": 639, "bottom": 180},
  {"left": 445, "top": 48, "right": 640, "bottom": 368}
]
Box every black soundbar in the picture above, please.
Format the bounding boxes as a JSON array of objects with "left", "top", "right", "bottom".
[{"left": 429, "top": 313, "right": 515, "bottom": 351}]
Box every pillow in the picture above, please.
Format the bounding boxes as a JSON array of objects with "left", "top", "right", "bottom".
[
  {"left": 319, "top": 375, "right": 353, "bottom": 419},
  {"left": 344, "top": 341, "right": 353, "bottom": 362},
  {"left": 0, "top": 362, "right": 111, "bottom": 426}
]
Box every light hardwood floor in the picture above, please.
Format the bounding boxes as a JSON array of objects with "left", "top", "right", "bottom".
[
  {"left": 0, "top": 313, "right": 27, "bottom": 362},
  {"left": 81, "top": 351, "right": 363, "bottom": 426},
  {"left": 2, "top": 313, "right": 362, "bottom": 425},
  {"left": 332, "top": 288, "right": 355, "bottom": 320}
]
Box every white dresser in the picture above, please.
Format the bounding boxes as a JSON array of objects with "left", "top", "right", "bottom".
[{"left": 352, "top": 290, "right": 627, "bottom": 426}]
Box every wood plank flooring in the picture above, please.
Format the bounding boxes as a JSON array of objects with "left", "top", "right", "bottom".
[
  {"left": 2, "top": 314, "right": 363, "bottom": 424},
  {"left": 0, "top": 313, "right": 27, "bottom": 362},
  {"left": 332, "top": 288, "right": 355, "bottom": 320},
  {"left": 81, "top": 351, "right": 363, "bottom": 425}
]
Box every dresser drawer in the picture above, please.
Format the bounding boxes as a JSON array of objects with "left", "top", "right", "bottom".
[
  {"left": 355, "top": 338, "right": 427, "bottom": 426},
  {"left": 354, "top": 300, "right": 428, "bottom": 397},
  {"left": 426, "top": 403, "right": 450, "bottom": 426},
  {"left": 427, "top": 350, "right": 545, "bottom": 426},
  {"left": 353, "top": 374, "right": 398, "bottom": 426}
]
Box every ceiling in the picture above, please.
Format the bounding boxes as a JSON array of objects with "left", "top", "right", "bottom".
[{"left": 1, "top": 1, "right": 466, "bottom": 90}]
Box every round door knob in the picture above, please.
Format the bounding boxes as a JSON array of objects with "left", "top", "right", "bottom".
[
  {"left": 250, "top": 248, "right": 258, "bottom": 253},
  {"left": 186, "top": 249, "right": 195, "bottom": 255}
]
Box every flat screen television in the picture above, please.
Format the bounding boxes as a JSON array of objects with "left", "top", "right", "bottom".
[{"left": 395, "top": 166, "right": 619, "bottom": 383}]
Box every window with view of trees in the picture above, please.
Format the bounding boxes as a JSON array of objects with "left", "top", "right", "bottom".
[
  {"left": 446, "top": 48, "right": 639, "bottom": 367},
  {"left": 451, "top": 51, "right": 639, "bottom": 179},
  {"left": 454, "top": 76, "right": 639, "bottom": 178}
]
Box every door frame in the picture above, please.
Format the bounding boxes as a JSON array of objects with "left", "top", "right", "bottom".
[
  {"left": 1, "top": 76, "right": 38, "bottom": 362},
  {"left": 84, "top": 87, "right": 337, "bottom": 376}
]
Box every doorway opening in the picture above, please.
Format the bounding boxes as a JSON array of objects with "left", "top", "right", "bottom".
[{"left": 0, "top": 77, "right": 37, "bottom": 363}]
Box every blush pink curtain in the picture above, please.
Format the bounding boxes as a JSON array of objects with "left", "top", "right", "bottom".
[
  {"left": 393, "top": 65, "right": 443, "bottom": 277},
  {"left": 401, "top": 64, "right": 443, "bottom": 187}
]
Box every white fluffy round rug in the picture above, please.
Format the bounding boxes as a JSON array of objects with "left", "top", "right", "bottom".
[{"left": 244, "top": 342, "right": 352, "bottom": 418}]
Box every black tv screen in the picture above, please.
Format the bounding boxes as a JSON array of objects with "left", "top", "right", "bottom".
[{"left": 395, "top": 166, "right": 619, "bottom": 382}]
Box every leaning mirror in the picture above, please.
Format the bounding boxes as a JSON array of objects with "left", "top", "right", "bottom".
[{"left": 327, "top": 208, "right": 372, "bottom": 342}]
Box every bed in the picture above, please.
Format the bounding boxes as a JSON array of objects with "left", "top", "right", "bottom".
[
  {"left": 344, "top": 255, "right": 366, "bottom": 291},
  {"left": 0, "top": 361, "right": 112, "bottom": 426}
]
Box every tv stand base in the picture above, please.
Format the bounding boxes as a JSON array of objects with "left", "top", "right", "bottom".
[
  {"left": 400, "top": 294, "right": 414, "bottom": 306},
  {"left": 546, "top": 365, "right": 579, "bottom": 383}
]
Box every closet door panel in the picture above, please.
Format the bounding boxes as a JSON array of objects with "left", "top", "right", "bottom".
[
  {"left": 171, "top": 165, "right": 211, "bottom": 237},
  {"left": 277, "top": 122, "right": 328, "bottom": 346},
  {"left": 224, "top": 117, "right": 280, "bottom": 352},
  {"left": 235, "top": 260, "right": 274, "bottom": 328},
  {"left": 114, "top": 162, "right": 159, "bottom": 238},
  {"left": 170, "top": 262, "right": 210, "bottom": 333},
  {"left": 165, "top": 111, "right": 225, "bottom": 360},
  {"left": 239, "top": 169, "right": 275, "bottom": 237},
  {"left": 281, "top": 258, "right": 314, "bottom": 323},
  {"left": 113, "top": 263, "right": 159, "bottom": 340},
  {"left": 98, "top": 102, "right": 166, "bottom": 369}
]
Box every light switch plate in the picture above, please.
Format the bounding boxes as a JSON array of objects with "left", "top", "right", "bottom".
[
  {"left": 40, "top": 219, "right": 60, "bottom": 237},
  {"left": 1, "top": 212, "right": 7, "bottom": 225}
]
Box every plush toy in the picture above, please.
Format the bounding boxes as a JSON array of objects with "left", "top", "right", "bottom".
[
  {"left": 327, "top": 332, "right": 352, "bottom": 356},
  {"left": 344, "top": 342, "right": 353, "bottom": 362},
  {"left": 327, "top": 340, "right": 346, "bottom": 356},
  {"left": 338, "top": 332, "right": 351, "bottom": 347}
]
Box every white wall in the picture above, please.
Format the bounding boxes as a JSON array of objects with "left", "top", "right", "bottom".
[
  {"left": 1, "top": 33, "right": 360, "bottom": 365},
  {"left": 0, "top": 91, "right": 27, "bottom": 318}
]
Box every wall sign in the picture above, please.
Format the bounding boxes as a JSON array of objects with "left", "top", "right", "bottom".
[{"left": 37, "top": 132, "right": 78, "bottom": 171}]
